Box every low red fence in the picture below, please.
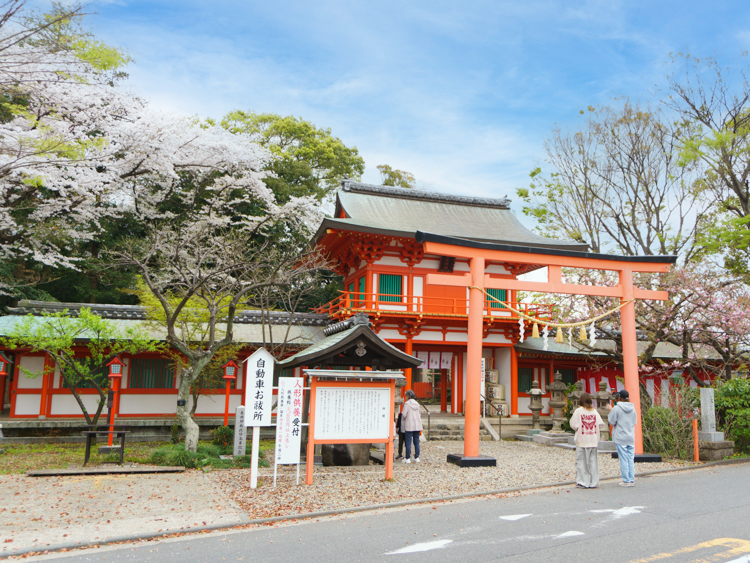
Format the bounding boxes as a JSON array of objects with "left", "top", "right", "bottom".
[{"left": 412, "top": 382, "right": 433, "bottom": 399}]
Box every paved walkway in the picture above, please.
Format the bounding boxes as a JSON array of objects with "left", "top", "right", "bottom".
[{"left": 0, "top": 441, "right": 704, "bottom": 558}]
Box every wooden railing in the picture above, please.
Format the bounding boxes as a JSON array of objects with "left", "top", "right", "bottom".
[{"left": 313, "top": 291, "right": 553, "bottom": 321}]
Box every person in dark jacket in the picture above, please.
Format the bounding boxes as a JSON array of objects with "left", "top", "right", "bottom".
[
  {"left": 395, "top": 409, "right": 405, "bottom": 459},
  {"left": 401, "top": 389, "right": 423, "bottom": 463}
]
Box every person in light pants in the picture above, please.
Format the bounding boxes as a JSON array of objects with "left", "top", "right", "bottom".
[
  {"left": 608, "top": 389, "right": 638, "bottom": 487},
  {"left": 570, "top": 393, "right": 604, "bottom": 489}
]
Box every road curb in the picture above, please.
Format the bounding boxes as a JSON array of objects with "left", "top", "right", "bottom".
[{"left": 5, "top": 456, "right": 749, "bottom": 559}]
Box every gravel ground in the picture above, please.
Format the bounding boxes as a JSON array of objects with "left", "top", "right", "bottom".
[{"left": 211, "top": 440, "right": 697, "bottom": 519}]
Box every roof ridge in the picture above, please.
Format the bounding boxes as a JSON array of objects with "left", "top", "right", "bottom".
[{"left": 340, "top": 180, "right": 511, "bottom": 209}]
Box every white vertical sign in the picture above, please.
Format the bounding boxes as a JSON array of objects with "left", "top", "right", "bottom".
[
  {"left": 245, "top": 348, "right": 273, "bottom": 427},
  {"left": 275, "top": 378, "right": 303, "bottom": 464},
  {"left": 481, "top": 357, "right": 486, "bottom": 397}
]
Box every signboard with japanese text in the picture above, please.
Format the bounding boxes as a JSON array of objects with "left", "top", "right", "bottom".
[
  {"left": 314, "top": 387, "right": 390, "bottom": 440},
  {"left": 481, "top": 357, "right": 486, "bottom": 397},
  {"left": 244, "top": 348, "right": 273, "bottom": 427},
  {"left": 275, "top": 377, "right": 303, "bottom": 464}
]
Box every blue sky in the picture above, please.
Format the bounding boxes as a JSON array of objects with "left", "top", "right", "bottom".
[{"left": 41, "top": 1, "right": 750, "bottom": 210}]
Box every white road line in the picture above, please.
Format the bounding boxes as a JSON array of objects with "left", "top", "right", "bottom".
[
  {"left": 499, "top": 514, "right": 532, "bottom": 521},
  {"left": 555, "top": 531, "right": 585, "bottom": 539},
  {"left": 386, "top": 540, "right": 454, "bottom": 554},
  {"left": 590, "top": 506, "right": 644, "bottom": 518}
]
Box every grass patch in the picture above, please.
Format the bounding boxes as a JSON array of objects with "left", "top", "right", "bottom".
[
  {"left": 0, "top": 441, "right": 169, "bottom": 475},
  {"left": 0, "top": 439, "right": 276, "bottom": 474},
  {"left": 149, "top": 440, "right": 273, "bottom": 469}
]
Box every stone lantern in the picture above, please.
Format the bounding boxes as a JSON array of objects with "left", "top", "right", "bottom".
[
  {"left": 567, "top": 379, "right": 585, "bottom": 406},
  {"left": 548, "top": 371, "right": 568, "bottom": 432},
  {"left": 593, "top": 380, "right": 614, "bottom": 441},
  {"left": 528, "top": 379, "right": 543, "bottom": 430}
]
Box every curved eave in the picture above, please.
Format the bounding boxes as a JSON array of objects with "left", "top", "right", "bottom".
[
  {"left": 279, "top": 324, "right": 423, "bottom": 369},
  {"left": 415, "top": 232, "right": 678, "bottom": 264}
]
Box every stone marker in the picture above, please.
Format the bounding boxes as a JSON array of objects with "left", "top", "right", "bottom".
[
  {"left": 233, "top": 406, "right": 247, "bottom": 456},
  {"left": 699, "top": 388, "right": 724, "bottom": 442}
]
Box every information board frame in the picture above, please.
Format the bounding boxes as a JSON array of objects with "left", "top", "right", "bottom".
[{"left": 304, "top": 370, "right": 401, "bottom": 485}]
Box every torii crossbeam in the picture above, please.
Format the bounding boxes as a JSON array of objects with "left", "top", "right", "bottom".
[{"left": 415, "top": 232, "right": 677, "bottom": 466}]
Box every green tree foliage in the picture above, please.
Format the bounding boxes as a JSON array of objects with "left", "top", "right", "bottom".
[
  {"left": 714, "top": 377, "right": 750, "bottom": 453},
  {"left": 664, "top": 54, "right": 750, "bottom": 273},
  {"left": 220, "top": 112, "right": 365, "bottom": 202},
  {"left": 2, "top": 308, "right": 160, "bottom": 424},
  {"left": 20, "top": 1, "right": 132, "bottom": 83},
  {"left": 377, "top": 164, "right": 416, "bottom": 189}
]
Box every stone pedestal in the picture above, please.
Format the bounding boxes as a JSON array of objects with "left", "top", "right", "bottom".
[
  {"left": 699, "top": 431, "right": 725, "bottom": 442},
  {"left": 321, "top": 443, "right": 370, "bottom": 466},
  {"left": 699, "top": 440, "right": 735, "bottom": 462},
  {"left": 532, "top": 431, "right": 572, "bottom": 445}
]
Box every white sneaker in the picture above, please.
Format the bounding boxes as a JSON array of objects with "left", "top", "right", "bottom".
[
  {"left": 402, "top": 458, "right": 410, "bottom": 464},
  {"left": 415, "top": 458, "right": 420, "bottom": 463}
]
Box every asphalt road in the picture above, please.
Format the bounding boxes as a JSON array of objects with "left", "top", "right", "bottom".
[{"left": 29, "top": 463, "right": 750, "bottom": 563}]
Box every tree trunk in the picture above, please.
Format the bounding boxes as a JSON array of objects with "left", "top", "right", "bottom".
[{"left": 175, "top": 358, "right": 213, "bottom": 452}]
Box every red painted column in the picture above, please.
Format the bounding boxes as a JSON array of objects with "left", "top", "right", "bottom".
[
  {"left": 619, "top": 268, "right": 643, "bottom": 454},
  {"left": 39, "top": 354, "right": 51, "bottom": 419},
  {"left": 457, "top": 352, "right": 463, "bottom": 414},
  {"left": 510, "top": 346, "right": 518, "bottom": 415},
  {"left": 465, "top": 256, "right": 485, "bottom": 458},
  {"left": 0, "top": 375, "right": 6, "bottom": 414},
  {"left": 404, "top": 337, "right": 413, "bottom": 394},
  {"left": 440, "top": 368, "right": 447, "bottom": 412}
]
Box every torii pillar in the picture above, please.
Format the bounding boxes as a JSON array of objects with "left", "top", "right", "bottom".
[{"left": 417, "top": 231, "right": 676, "bottom": 466}]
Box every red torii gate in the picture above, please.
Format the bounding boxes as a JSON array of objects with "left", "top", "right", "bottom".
[{"left": 416, "top": 232, "right": 677, "bottom": 466}]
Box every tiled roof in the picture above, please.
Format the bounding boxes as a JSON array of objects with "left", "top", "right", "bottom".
[
  {"left": 315, "top": 181, "right": 589, "bottom": 252},
  {"left": 6, "top": 300, "right": 330, "bottom": 326}
]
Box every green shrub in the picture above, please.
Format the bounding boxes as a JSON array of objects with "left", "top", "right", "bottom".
[
  {"left": 715, "top": 377, "right": 750, "bottom": 453},
  {"left": 234, "top": 454, "right": 269, "bottom": 468},
  {"left": 170, "top": 424, "right": 181, "bottom": 444},
  {"left": 210, "top": 425, "right": 234, "bottom": 449},
  {"left": 642, "top": 406, "right": 694, "bottom": 459},
  {"left": 150, "top": 445, "right": 201, "bottom": 468}
]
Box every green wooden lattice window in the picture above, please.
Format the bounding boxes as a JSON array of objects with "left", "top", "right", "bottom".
[
  {"left": 378, "top": 274, "right": 402, "bottom": 302},
  {"left": 62, "top": 358, "right": 108, "bottom": 390},
  {"left": 129, "top": 358, "right": 175, "bottom": 389},
  {"left": 558, "top": 368, "right": 576, "bottom": 387},
  {"left": 487, "top": 288, "right": 507, "bottom": 308},
  {"left": 358, "top": 276, "right": 365, "bottom": 303},
  {"left": 518, "top": 367, "right": 534, "bottom": 394}
]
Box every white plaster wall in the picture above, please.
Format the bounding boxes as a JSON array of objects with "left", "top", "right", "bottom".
[
  {"left": 119, "top": 394, "right": 176, "bottom": 415},
  {"left": 50, "top": 394, "right": 100, "bottom": 416},
  {"left": 419, "top": 258, "right": 441, "bottom": 270},
  {"left": 378, "top": 304, "right": 407, "bottom": 312},
  {"left": 375, "top": 256, "right": 404, "bottom": 267},
  {"left": 413, "top": 277, "right": 423, "bottom": 296},
  {"left": 376, "top": 329, "right": 402, "bottom": 340},
  {"left": 445, "top": 332, "right": 467, "bottom": 343},
  {"left": 413, "top": 331, "right": 444, "bottom": 341},
  {"left": 517, "top": 396, "right": 551, "bottom": 415},
  {"left": 495, "top": 348, "right": 511, "bottom": 395},
  {"left": 486, "top": 265, "right": 509, "bottom": 274},
  {"left": 120, "top": 358, "right": 131, "bottom": 389},
  {"left": 483, "top": 333, "right": 511, "bottom": 344},
  {"left": 453, "top": 261, "right": 470, "bottom": 272},
  {"left": 14, "top": 394, "right": 41, "bottom": 415},
  {"left": 192, "top": 394, "right": 242, "bottom": 415},
  {"left": 17, "top": 356, "right": 45, "bottom": 389}
]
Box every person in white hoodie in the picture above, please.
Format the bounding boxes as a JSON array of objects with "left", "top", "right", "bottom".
[
  {"left": 401, "top": 389, "right": 423, "bottom": 463},
  {"left": 569, "top": 392, "right": 604, "bottom": 489},
  {"left": 607, "top": 389, "right": 638, "bottom": 487}
]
